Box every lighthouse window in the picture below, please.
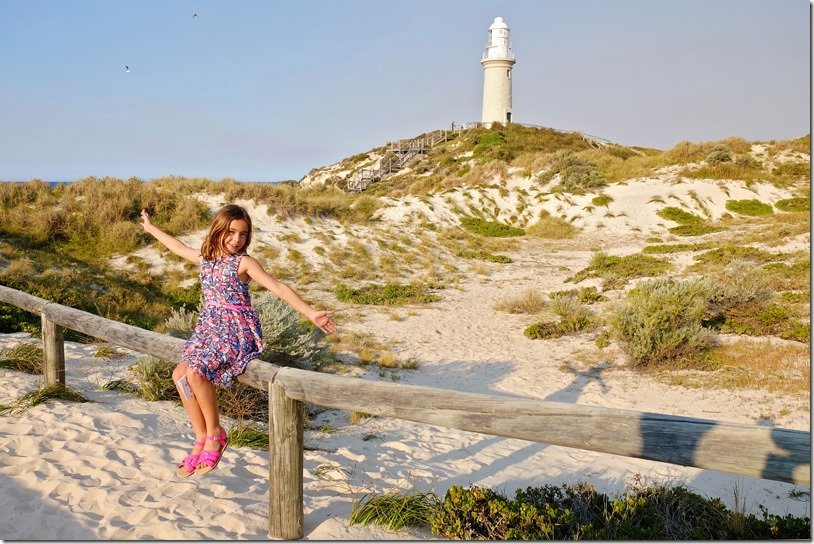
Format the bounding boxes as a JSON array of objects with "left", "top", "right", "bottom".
[{"left": 507, "top": 70, "right": 511, "bottom": 78}]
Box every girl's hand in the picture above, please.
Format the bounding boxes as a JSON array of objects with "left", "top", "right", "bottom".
[
  {"left": 310, "top": 310, "right": 337, "bottom": 334},
  {"left": 139, "top": 209, "right": 153, "bottom": 232}
]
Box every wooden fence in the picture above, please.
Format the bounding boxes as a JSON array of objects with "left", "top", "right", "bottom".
[{"left": 0, "top": 284, "right": 809, "bottom": 539}]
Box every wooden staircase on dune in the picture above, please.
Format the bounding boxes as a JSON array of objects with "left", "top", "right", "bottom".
[{"left": 345, "top": 129, "right": 457, "bottom": 193}]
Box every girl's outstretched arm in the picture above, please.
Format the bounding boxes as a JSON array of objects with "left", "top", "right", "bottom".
[
  {"left": 139, "top": 209, "right": 201, "bottom": 264},
  {"left": 240, "top": 256, "right": 337, "bottom": 334}
]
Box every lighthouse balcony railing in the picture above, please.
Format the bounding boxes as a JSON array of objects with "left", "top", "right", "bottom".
[{"left": 482, "top": 50, "right": 516, "bottom": 61}]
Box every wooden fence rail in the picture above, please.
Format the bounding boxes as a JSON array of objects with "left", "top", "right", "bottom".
[{"left": 0, "top": 285, "right": 809, "bottom": 540}]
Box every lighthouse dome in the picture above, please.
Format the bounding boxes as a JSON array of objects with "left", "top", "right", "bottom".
[{"left": 489, "top": 17, "right": 509, "bottom": 30}]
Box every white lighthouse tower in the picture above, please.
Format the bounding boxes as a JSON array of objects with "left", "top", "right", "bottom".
[{"left": 481, "top": 16, "right": 516, "bottom": 126}]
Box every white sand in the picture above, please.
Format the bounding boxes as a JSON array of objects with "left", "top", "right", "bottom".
[{"left": 1, "top": 174, "right": 810, "bottom": 540}]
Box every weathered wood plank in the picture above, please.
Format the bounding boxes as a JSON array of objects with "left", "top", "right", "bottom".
[
  {"left": 33, "top": 301, "right": 278, "bottom": 390},
  {"left": 274, "top": 367, "right": 810, "bottom": 486},
  {"left": 268, "top": 382, "right": 304, "bottom": 540},
  {"left": 40, "top": 314, "right": 65, "bottom": 387},
  {"left": 0, "top": 285, "right": 50, "bottom": 314}
]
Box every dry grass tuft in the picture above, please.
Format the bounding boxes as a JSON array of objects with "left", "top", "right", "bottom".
[
  {"left": 660, "top": 338, "right": 809, "bottom": 395},
  {"left": 494, "top": 289, "right": 547, "bottom": 314}
]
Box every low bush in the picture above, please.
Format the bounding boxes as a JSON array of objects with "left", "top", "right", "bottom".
[
  {"left": 725, "top": 199, "right": 774, "bottom": 216},
  {"left": 610, "top": 278, "right": 715, "bottom": 367},
  {"left": 655, "top": 206, "right": 723, "bottom": 236},
  {"left": 568, "top": 252, "right": 671, "bottom": 290},
  {"left": 540, "top": 152, "right": 607, "bottom": 193},
  {"left": 336, "top": 283, "right": 440, "bottom": 306},
  {"left": 253, "top": 292, "right": 330, "bottom": 370},
  {"left": 460, "top": 216, "right": 525, "bottom": 237},
  {"left": 591, "top": 194, "right": 613, "bottom": 207},
  {"left": 774, "top": 197, "right": 810, "bottom": 212},
  {"left": 412, "top": 483, "right": 809, "bottom": 540},
  {"left": 524, "top": 296, "right": 594, "bottom": 340}
]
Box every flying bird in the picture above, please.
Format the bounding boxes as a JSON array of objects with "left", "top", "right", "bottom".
[
  {"left": 192, "top": 13, "right": 198, "bottom": 18},
  {"left": 125, "top": 65, "right": 131, "bottom": 73}
]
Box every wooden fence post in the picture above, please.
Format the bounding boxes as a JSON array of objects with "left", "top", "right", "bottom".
[
  {"left": 41, "top": 312, "right": 65, "bottom": 387},
  {"left": 268, "top": 382, "right": 304, "bottom": 540}
]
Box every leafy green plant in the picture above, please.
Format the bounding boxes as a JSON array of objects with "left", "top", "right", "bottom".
[
  {"left": 568, "top": 252, "right": 671, "bottom": 290},
  {"left": 774, "top": 197, "right": 810, "bottom": 212},
  {"left": 540, "top": 152, "right": 607, "bottom": 193},
  {"left": 253, "top": 291, "right": 330, "bottom": 370},
  {"left": 460, "top": 216, "right": 525, "bottom": 237},
  {"left": 591, "top": 194, "right": 613, "bottom": 207},
  {"left": 336, "top": 283, "right": 440, "bottom": 306},
  {"left": 725, "top": 199, "right": 774, "bottom": 216},
  {"left": 524, "top": 296, "right": 595, "bottom": 340},
  {"left": 610, "top": 278, "right": 715, "bottom": 368}
]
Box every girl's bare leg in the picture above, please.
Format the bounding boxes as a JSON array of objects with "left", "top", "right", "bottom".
[
  {"left": 185, "top": 368, "right": 224, "bottom": 452},
  {"left": 173, "top": 361, "right": 206, "bottom": 460}
]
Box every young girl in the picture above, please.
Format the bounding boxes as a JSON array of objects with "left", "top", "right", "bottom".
[{"left": 140, "top": 204, "right": 336, "bottom": 476}]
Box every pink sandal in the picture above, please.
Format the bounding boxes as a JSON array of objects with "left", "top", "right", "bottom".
[
  {"left": 194, "top": 430, "right": 228, "bottom": 475},
  {"left": 177, "top": 439, "right": 205, "bottom": 477}
]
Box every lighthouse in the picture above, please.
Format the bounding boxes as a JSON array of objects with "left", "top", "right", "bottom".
[{"left": 481, "top": 16, "right": 516, "bottom": 126}]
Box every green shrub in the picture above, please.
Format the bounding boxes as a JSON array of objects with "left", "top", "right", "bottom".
[
  {"left": 656, "top": 206, "right": 704, "bottom": 225},
  {"left": 540, "top": 152, "right": 607, "bottom": 193},
  {"left": 705, "top": 145, "right": 732, "bottom": 164},
  {"left": 524, "top": 296, "right": 594, "bottom": 339},
  {"left": 668, "top": 224, "right": 724, "bottom": 236},
  {"left": 336, "top": 283, "right": 440, "bottom": 306},
  {"left": 155, "top": 304, "right": 199, "bottom": 339},
  {"left": 460, "top": 216, "right": 525, "bottom": 237},
  {"left": 610, "top": 278, "right": 715, "bottom": 367},
  {"left": 774, "top": 197, "right": 809, "bottom": 212},
  {"left": 591, "top": 194, "right": 613, "bottom": 207},
  {"left": 569, "top": 252, "right": 671, "bottom": 290},
  {"left": 253, "top": 291, "right": 330, "bottom": 370},
  {"left": 725, "top": 199, "right": 773, "bottom": 216},
  {"left": 425, "top": 483, "right": 809, "bottom": 540}
]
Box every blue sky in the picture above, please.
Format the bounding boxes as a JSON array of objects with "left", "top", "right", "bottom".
[{"left": 0, "top": 0, "right": 809, "bottom": 183}]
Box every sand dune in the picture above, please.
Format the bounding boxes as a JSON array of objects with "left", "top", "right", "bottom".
[{"left": 1, "top": 173, "right": 810, "bottom": 539}]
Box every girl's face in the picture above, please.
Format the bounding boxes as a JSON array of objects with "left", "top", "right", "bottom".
[{"left": 221, "top": 219, "right": 249, "bottom": 255}]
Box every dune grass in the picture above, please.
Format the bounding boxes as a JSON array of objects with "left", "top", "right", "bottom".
[
  {"left": 0, "top": 384, "right": 92, "bottom": 416},
  {"left": 493, "top": 289, "right": 547, "bottom": 314},
  {"left": 568, "top": 252, "right": 672, "bottom": 290},
  {"left": 0, "top": 342, "right": 43, "bottom": 374},
  {"left": 526, "top": 210, "right": 579, "bottom": 239},
  {"left": 660, "top": 338, "right": 809, "bottom": 395}
]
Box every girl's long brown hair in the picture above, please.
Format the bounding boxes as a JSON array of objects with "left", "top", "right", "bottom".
[{"left": 200, "top": 204, "right": 253, "bottom": 261}]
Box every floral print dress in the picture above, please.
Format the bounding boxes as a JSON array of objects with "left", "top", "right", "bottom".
[{"left": 182, "top": 253, "right": 263, "bottom": 387}]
